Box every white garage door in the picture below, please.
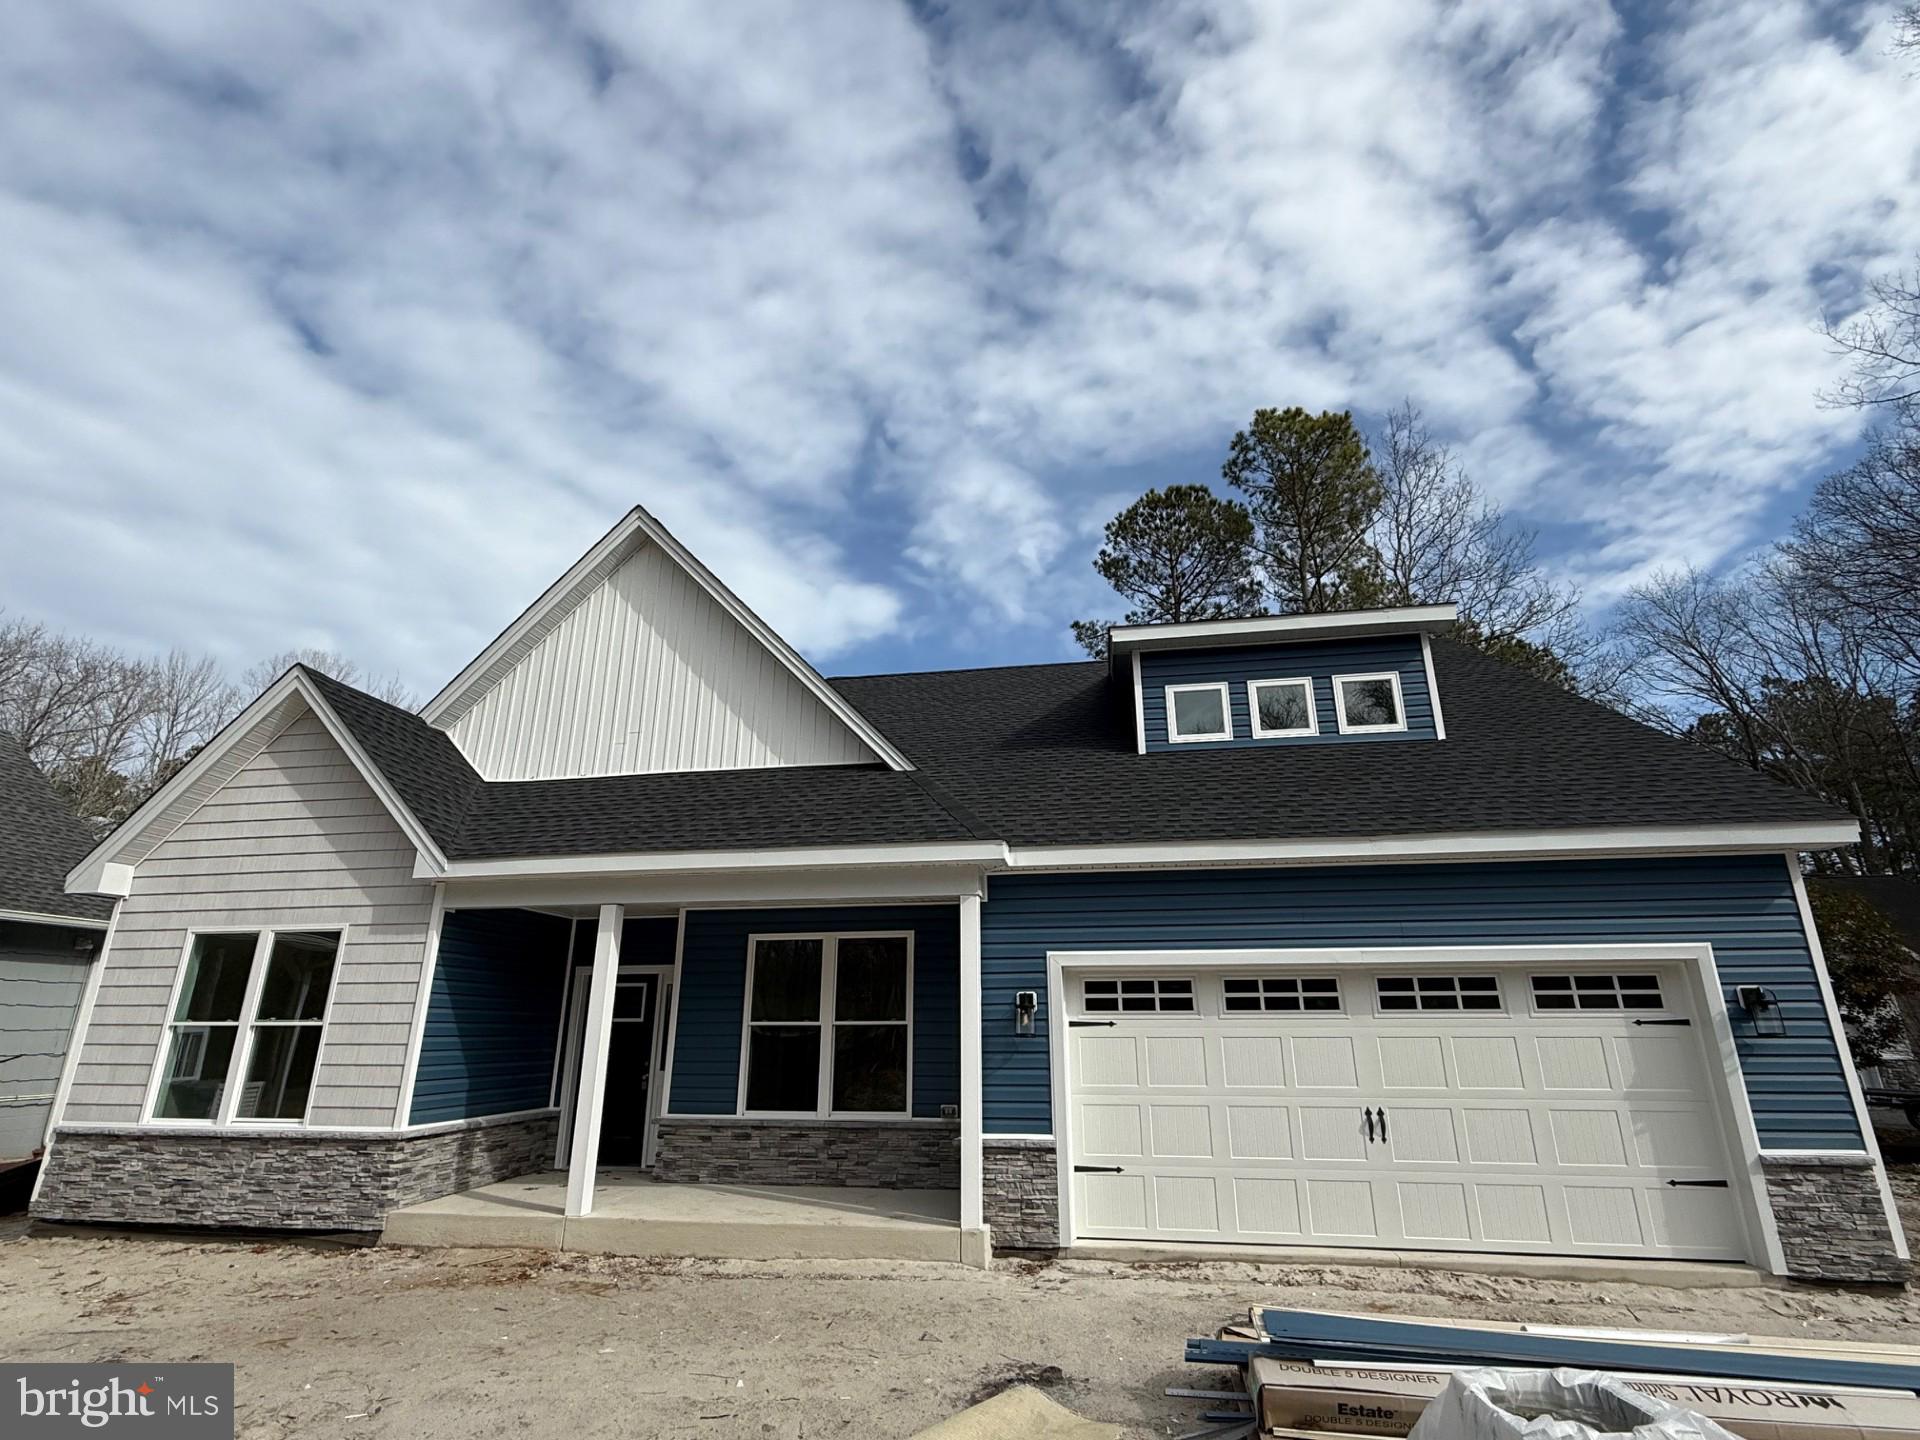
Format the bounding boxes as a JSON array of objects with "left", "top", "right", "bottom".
[{"left": 1064, "top": 964, "right": 1747, "bottom": 1260}]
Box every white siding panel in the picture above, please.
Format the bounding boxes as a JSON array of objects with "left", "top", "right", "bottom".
[
  {"left": 63, "top": 712, "right": 434, "bottom": 1125},
  {"left": 447, "top": 540, "right": 877, "bottom": 779}
]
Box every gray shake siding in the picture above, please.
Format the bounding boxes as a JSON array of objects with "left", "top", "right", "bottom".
[{"left": 63, "top": 710, "right": 434, "bottom": 1128}]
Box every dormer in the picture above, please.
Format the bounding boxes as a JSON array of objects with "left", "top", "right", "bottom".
[{"left": 1108, "top": 604, "right": 1457, "bottom": 753}]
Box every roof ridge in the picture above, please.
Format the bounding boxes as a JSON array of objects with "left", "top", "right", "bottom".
[{"left": 831, "top": 657, "right": 1104, "bottom": 683}]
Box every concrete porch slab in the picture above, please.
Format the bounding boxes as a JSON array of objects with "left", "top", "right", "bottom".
[{"left": 382, "top": 1169, "right": 970, "bottom": 1263}]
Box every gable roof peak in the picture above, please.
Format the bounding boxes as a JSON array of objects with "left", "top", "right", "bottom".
[{"left": 419, "top": 505, "right": 913, "bottom": 774}]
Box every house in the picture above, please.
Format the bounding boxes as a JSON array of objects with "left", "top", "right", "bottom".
[
  {"left": 29, "top": 507, "right": 1906, "bottom": 1283},
  {"left": 1, "top": 734, "right": 113, "bottom": 1198}
]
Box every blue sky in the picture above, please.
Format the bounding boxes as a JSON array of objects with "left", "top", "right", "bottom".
[{"left": 2, "top": 1, "right": 1917, "bottom": 694}]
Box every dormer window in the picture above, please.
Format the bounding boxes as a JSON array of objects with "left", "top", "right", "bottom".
[
  {"left": 1166, "top": 682, "right": 1232, "bottom": 742},
  {"left": 1247, "top": 678, "right": 1317, "bottom": 738},
  {"left": 1334, "top": 671, "right": 1407, "bottom": 734}
]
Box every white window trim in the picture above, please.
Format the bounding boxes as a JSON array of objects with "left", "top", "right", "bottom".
[
  {"left": 735, "top": 930, "right": 915, "bottom": 1121},
  {"left": 1164, "top": 681, "right": 1233, "bottom": 743},
  {"left": 1333, "top": 670, "right": 1409, "bottom": 734},
  {"left": 142, "top": 925, "right": 348, "bottom": 1129},
  {"left": 1245, "top": 677, "right": 1319, "bottom": 739}
]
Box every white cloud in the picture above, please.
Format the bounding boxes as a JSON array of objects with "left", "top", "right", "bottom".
[{"left": 0, "top": 0, "right": 1915, "bottom": 690}]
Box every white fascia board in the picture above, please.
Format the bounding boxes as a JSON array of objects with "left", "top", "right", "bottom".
[
  {"left": 419, "top": 506, "right": 915, "bottom": 772},
  {"left": 1004, "top": 820, "right": 1862, "bottom": 871},
  {"left": 1109, "top": 604, "right": 1457, "bottom": 656},
  {"left": 0, "top": 907, "right": 111, "bottom": 931},
  {"left": 65, "top": 668, "right": 450, "bottom": 896},
  {"left": 419, "top": 838, "right": 1009, "bottom": 882},
  {"left": 442, "top": 864, "right": 987, "bottom": 913}
]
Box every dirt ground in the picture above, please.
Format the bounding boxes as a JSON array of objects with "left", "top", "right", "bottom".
[{"left": 4, "top": 1166, "right": 1916, "bottom": 1440}]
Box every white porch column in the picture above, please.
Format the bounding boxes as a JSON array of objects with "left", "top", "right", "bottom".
[
  {"left": 564, "top": 903, "right": 624, "bottom": 1218},
  {"left": 959, "top": 890, "right": 985, "bottom": 1246}
]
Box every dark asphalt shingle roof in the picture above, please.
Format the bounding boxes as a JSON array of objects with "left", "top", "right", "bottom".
[
  {"left": 828, "top": 637, "right": 1850, "bottom": 847},
  {"left": 298, "top": 666, "right": 982, "bottom": 860},
  {"left": 301, "top": 638, "right": 1848, "bottom": 864},
  {"left": 0, "top": 733, "right": 114, "bottom": 924}
]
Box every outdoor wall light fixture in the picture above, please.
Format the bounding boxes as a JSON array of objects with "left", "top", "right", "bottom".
[
  {"left": 1014, "top": 990, "right": 1038, "bottom": 1035},
  {"left": 1736, "top": 984, "right": 1787, "bottom": 1037}
]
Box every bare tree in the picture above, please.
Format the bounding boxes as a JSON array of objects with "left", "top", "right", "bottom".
[
  {"left": 134, "top": 650, "right": 243, "bottom": 789},
  {"left": 1612, "top": 562, "right": 1920, "bottom": 874},
  {"left": 1783, "top": 425, "right": 1920, "bottom": 682},
  {"left": 1821, "top": 269, "right": 1920, "bottom": 413},
  {"left": 1370, "top": 405, "right": 1582, "bottom": 654},
  {"left": 242, "top": 648, "right": 417, "bottom": 711},
  {"left": 0, "top": 615, "right": 148, "bottom": 770}
]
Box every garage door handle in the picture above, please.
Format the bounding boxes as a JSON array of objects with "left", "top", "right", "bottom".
[
  {"left": 1364, "top": 1107, "right": 1376, "bottom": 1142},
  {"left": 1074, "top": 1165, "right": 1124, "bottom": 1174},
  {"left": 1377, "top": 1106, "right": 1388, "bottom": 1143},
  {"left": 1665, "top": 1178, "right": 1728, "bottom": 1188}
]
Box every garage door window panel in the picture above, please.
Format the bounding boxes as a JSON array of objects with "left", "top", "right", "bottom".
[
  {"left": 1531, "top": 973, "right": 1665, "bottom": 1012},
  {"left": 1376, "top": 974, "right": 1502, "bottom": 1012},
  {"left": 1083, "top": 977, "right": 1194, "bottom": 1013},
  {"left": 1224, "top": 976, "right": 1342, "bottom": 1013}
]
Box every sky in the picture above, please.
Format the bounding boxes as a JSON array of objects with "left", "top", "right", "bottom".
[{"left": 2, "top": 0, "right": 1918, "bottom": 695}]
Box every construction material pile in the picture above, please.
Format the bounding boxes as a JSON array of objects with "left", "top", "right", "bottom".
[{"left": 1169, "top": 1308, "right": 1920, "bottom": 1440}]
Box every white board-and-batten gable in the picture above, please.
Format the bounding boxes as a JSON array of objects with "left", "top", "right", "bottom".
[{"left": 420, "top": 508, "right": 909, "bottom": 782}]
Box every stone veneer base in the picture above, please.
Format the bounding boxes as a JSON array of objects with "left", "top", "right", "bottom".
[
  {"left": 32, "top": 1114, "right": 558, "bottom": 1232},
  {"left": 652, "top": 1119, "right": 959, "bottom": 1188},
  {"left": 983, "top": 1137, "right": 1059, "bottom": 1249},
  {"left": 1761, "top": 1153, "right": 1908, "bottom": 1285}
]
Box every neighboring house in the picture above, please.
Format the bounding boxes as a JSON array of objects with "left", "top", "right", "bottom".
[
  {"left": 0, "top": 735, "right": 113, "bottom": 1180},
  {"left": 28, "top": 507, "right": 1907, "bottom": 1283}
]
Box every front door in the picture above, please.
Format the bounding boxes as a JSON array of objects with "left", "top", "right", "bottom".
[
  {"left": 556, "top": 969, "right": 671, "bottom": 1169},
  {"left": 599, "top": 974, "right": 660, "bottom": 1166}
]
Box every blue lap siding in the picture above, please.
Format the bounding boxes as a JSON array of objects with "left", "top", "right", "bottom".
[
  {"left": 1141, "top": 635, "right": 1436, "bottom": 749},
  {"left": 667, "top": 904, "right": 958, "bottom": 1120},
  {"left": 980, "top": 854, "right": 1860, "bottom": 1151},
  {"left": 408, "top": 907, "right": 572, "bottom": 1125}
]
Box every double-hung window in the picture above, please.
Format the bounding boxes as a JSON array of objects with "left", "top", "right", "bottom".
[
  {"left": 152, "top": 929, "right": 342, "bottom": 1124},
  {"left": 741, "top": 933, "right": 912, "bottom": 1117}
]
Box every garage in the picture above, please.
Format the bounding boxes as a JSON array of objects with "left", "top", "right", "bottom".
[{"left": 1062, "top": 960, "right": 1750, "bottom": 1260}]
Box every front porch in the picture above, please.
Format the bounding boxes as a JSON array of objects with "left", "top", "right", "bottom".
[
  {"left": 381, "top": 1168, "right": 978, "bottom": 1263},
  {"left": 396, "top": 878, "right": 989, "bottom": 1264}
]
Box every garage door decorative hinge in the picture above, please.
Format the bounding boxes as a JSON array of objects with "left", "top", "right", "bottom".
[
  {"left": 1631, "top": 1017, "right": 1691, "bottom": 1026},
  {"left": 1069, "top": 1019, "right": 1117, "bottom": 1028},
  {"left": 1664, "top": 1178, "right": 1729, "bottom": 1187},
  {"left": 1073, "top": 1165, "right": 1125, "bottom": 1174}
]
